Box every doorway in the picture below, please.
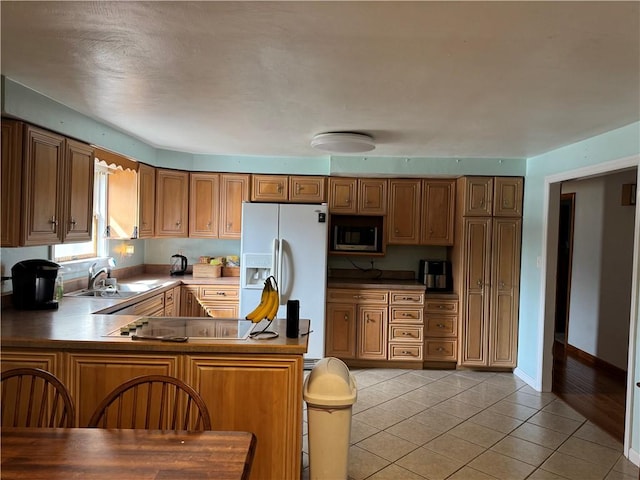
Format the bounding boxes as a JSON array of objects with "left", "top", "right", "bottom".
[{"left": 553, "top": 192, "right": 575, "bottom": 349}]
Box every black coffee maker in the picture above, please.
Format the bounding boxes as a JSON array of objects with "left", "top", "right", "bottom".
[
  {"left": 418, "top": 260, "right": 453, "bottom": 292},
  {"left": 11, "top": 259, "right": 60, "bottom": 310}
]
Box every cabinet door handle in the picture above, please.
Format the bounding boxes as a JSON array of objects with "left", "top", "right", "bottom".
[
  {"left": 343, "top": 314, "right": 349, "bottom": 321},
  {"left": 437, "top": 323, "right": 446, "bottom": 328},
  {"left": 296, "top": 184, "right": 301, "bottom": 194},
  {"left": 500, "top": 281, "right": 505, "bottom": 288},
  {"left": 437, "top": 347, "right": 445, "bottom": 352},
  {"left": 69, "top": 218, "right": 77, "bottom": 230},
  {"left": 175, "top": 221, "right": 181, "bottom": 227},
  {"left": 477, "top": 280, "right": 482, "bottom": 287},
  {"left": 207, "top": 221, "right": 212, "bottom": 228},
  {"left": 277, "top": 184, "right": 283, "bottom": 193}
]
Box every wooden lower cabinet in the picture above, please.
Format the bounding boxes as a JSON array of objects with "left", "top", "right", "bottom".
[
  {"left": 326, "top": 289, "right": 388, "bottom": 361},
  {"left": 180, "top": 285, "right": 239, "bottom": 318},
  {"left": 66, "top": 353, "right": 179, "bottom": 427},
  {"left": 424, "top": 295, "right": 459, "bottom": 363},
  {"left": 186, "top": 354, "right": 303, "bottom": 480},
  {"left": 2, "top": 349, "right": 304, "bottom": 480}
]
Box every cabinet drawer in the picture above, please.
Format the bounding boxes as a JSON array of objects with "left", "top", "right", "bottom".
[
  {"left": 389, "top": 343, "right": 423, "bottom": 361},
  {"left": 424, "top": 339, "right": 457, "bottom": 361},
  {"left": 326, "top": 289, "right": 388, "bottom": 304},
  {"left": 389, "top": 291, "right": 425, "bottom": 305},
  {"left": 425, "top": 316, "right": 458, "bottom": 337},
  {"left": 389, "top": 307, "right": 423, "bottom": 323},
  {"left": 199, "top": 286, "right": 239, "bottom": 301},
  {"left": 424, "top": 299, "right": 458, "bottom": 314},
  {"left": 132, "top": 294, "right": 165, "bottom": 316},
  {"left": 164, "top": 289, "right": 175, "bottom": 306},
  {"left": 389, "top": 325, "right": 423, "bottom": 342}
]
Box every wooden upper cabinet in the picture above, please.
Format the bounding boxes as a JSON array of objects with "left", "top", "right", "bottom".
[
  {"left": 289, "top": 176, "right": 326, "bottom": 203},
  {"left": 460, "top": 177, "right": 493, "bottom": 216},
  {"left": 387, "top": 179, "right": 421, "bottom": 244},
  {"left": 21, "top": 125, "right": 66, "bottom": 245},
  {"left": 251, "top": 174, "right": 288, "bottom": 202},
  {"left": 155, "top": 169, "right": 189, "bottom": 237},
  {"left": 2, "top": 122, "right": 94, "bottom": 246},
  {"left": 137, "top": 163, "right": 156, "bottom": 238},
  {"left": 1, "top": 120, "right": 23, "bottom": 247},
  {"left": 63, "top": 139, "right": 95, "bottom": 243},
  {"left": 358, "top": 179, "right": 387, "bottom": 215},
  {"left": 421, "top": 179, "right": 455, "bottom": 245},
  {"left": 189, "top": 172, "right": 219, "bottom": 238},
  {"left": 494, "top": 177, "right": 523, "bottom": 217},
  {"left": 328, "top": 177, "right": 357, "bottom": 213},
  {"left": 219, "top": 173, "right": 250, "bottom": 239}
]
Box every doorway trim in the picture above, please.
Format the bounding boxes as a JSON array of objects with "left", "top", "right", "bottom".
[{"left": 538, "top": 154, "right": 639, "bottom": 458}]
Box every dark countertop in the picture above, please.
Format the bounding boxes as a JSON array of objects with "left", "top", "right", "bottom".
[
  {"left": 1, "top": 273, "right": 308, "bottom": 354},
  {"left": 327, "top": 277, "right": 426, "bottom": 290}
]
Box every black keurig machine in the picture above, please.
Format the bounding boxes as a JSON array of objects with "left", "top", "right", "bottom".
[
  {"left": 419, "top": 260, "right": 452, "bottom": 293},
  {"left": 11, "top": 259, "right": 60, "bottom": 310}
]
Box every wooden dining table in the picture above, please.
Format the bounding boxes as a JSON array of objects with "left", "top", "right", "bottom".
[{"left": 1, "top": 427, "right": 256, "bottom": 480}]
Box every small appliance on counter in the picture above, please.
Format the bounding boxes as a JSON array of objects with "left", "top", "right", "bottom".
[
  {"left": 419, "top": 260, "right": 452, "bottom": 292},
  {"left": 170, "top": 254, "right": 188, "bottom": 276},
  {"left": 11, "top": 259, "right": 61, "bottom": 310}
]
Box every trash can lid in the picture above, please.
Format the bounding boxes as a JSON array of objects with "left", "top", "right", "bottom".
[{"left": 303, "top": 357, "right": 357, "bottom": 407}]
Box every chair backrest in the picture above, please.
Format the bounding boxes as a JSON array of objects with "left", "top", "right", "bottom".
[
  {"left": 87, "top": 374, "right": 212, "bottom": 431},
  {"left": 1, "top": 367, "right": 76, "bottom": 428}
]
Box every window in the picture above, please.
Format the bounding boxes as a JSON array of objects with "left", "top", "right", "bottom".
[{"left": 53, "top": 162, "right": 108, "bottom": 262}]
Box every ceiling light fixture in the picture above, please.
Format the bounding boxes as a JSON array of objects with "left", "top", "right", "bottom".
[{"left": 310, "top": 132, "right": 375, "bottom": 153}]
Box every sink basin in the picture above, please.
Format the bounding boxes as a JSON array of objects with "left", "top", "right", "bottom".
[{"left": 65, "top": 283, "right": 163, "bottom": 299}]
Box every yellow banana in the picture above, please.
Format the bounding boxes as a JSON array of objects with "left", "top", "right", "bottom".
[
  {"left": 265, "top": 277, "right": 280, "bottom": 321},
  {"left": 245, "top": 279, "right": 273, "bottom": 322}
]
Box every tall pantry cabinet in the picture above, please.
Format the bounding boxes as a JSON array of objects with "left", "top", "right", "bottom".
[{"left": 451, "top": 177, "right": 523, "bottom": 368}]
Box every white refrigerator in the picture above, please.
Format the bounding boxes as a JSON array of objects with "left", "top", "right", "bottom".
[{"left": 239, "top": 202, "right": 328, "bottom": 363}]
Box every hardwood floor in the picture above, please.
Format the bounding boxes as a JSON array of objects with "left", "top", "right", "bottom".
[{"left": 552, "top": 341, "right": 627, "bottom": 442}]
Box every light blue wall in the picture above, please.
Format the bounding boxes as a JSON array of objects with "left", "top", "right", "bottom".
[{"left": 520, "top": 121, "right": 640, "bottom": 457}]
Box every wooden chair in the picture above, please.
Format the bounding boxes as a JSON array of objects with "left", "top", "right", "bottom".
[
  {"left": 1, "top": 367, "right": 76, "bottom": 428},
  {"left": 87, "top": 374, "right": 212, "bottom": 431}
]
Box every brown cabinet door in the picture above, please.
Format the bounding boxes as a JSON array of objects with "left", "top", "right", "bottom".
[
  {"left": 421, "top": 179, "right": 455, "bottom": 245},
  {"left": 251, "top": 174, "right": 288, "bottom": 202},
  {"left": 189, "top": 172, "right": 219, "bottom": 238},
  {"left": 358, "top": 178, "right": 387, "bottom": 215},
  {"left": 489, "top": 218, "right": 521, "bottom": 367},
  {"left": 460, "top": 217, "right": 491, "bottom": 366},
  {"left": 67, "top": 353, "right": 179, "bottom": 427},
  {"left": 494, "top": 177, "right": 523, "bottom": 217},
  {"left": 137, "top": 163, "right": 156, "bottom": 238},
  {"left": 357, "top": 306, "right": 387, "bottom": 359},
  {"left": 180, "top": 286, "right": 207, "bottom": 317},
  {"left": 325, "top": 303, "right": 357, "bottom": 359},
  {"left": 461, "top": 177, "right": 493, "bottom": 216},
  {"left": 64, "top": 139, "right": 94, "bottom": 243},
  {"left": 328, "top": 177, "right": 357, "bottom": 214},
  {"left": 22, "top": 125, "right": 65, "bottom": 245},
  {"left": 289, "top": 176, "right": 326, "bottom": 203},
  {"left": 155, "top": 169, "right": 189, "bottom": 237},
  {"left": 219, "top": 174, "right": 249, "bottom": 239},
  {"left": 1, "top": 120, "right": 23, "bottom": 247},
  {"left": 186, "top": 354, "right": 303, "bottom": 480},
  {"left": 387, "top": 179, "right": 421, "bottom": 244}
]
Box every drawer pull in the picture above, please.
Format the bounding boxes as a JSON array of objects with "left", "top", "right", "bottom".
[
  {"left": 401, "top": 350, "right": 412, "bottom": 355},
  {"left": 437, "top": 323, "right": 446, "bottom": 328},
  {"left": 344, "top": 314, "right": 349, "bottom": 321},
  {"left": 436, "top": 347, "right": 445, "bottom": 352},
  {"left": 216, "top": 292, "right": 226, "bottom": 296},
  {"left": 401, "top": 331, "right": 415, "bottom": 337},
  {"left": 401, "top": 312, "right": 415, "bottom": 317}
]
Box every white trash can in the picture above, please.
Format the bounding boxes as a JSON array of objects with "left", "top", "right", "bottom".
[{"left": 303, "top": 357, "right": 357, "bottom": 480}]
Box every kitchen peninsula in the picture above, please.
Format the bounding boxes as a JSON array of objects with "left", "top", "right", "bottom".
[{"left": 1, "top": 277, "right": 307, "bottom": 480}]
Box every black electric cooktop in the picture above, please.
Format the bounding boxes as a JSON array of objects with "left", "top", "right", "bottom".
[{"left": 106, "top": 317, "right": 255, "bottom": 340}]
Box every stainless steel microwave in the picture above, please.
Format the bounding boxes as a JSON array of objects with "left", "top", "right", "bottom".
[{"left": 332, "top": 225, "right": 381, "bottom": 252}]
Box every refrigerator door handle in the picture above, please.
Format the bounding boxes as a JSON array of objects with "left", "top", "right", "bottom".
[
  {"left": 271, "top": 238, "right": 279, "bottom": 281},
  {"left": 277, "top": 237, "right": 285, "bottom": 296}
]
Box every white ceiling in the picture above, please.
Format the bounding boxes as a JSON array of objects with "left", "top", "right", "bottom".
[{"left": 1, "top": 1, "right": 639, "bottom": 159}]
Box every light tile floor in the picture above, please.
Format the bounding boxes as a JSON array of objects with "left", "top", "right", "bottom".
[{"left": 301, "top": 368, "right": 639, "bottom": 480}]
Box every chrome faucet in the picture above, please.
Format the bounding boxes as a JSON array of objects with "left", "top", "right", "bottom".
[{"left": 88, "top": 262, "right": 109, "bottom": 290}]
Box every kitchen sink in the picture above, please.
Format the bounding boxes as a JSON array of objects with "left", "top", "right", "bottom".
[{"left": 65, "top": 283, "right": 163, "bottom": 299}]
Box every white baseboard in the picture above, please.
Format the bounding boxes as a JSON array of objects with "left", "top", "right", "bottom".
[
  {"left": 514, "top": 367, "right": 540, "bottom": 391},
  {"left": 628, "top": 446, "right": 640, "bottom": 468}
]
